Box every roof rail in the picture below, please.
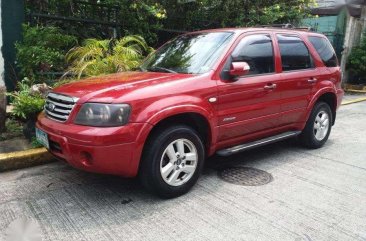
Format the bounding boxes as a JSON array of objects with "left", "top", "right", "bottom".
[
  {"left": 258, "top": 24, "right": 314, "bottom": 32},
  {"left": 260, "top": 23, "right": 294, "bottom": 29},
  {"left": 293, "top": 27, "right": 314, "bottom": 31}
]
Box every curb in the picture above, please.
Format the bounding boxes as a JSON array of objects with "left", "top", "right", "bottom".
[
  {"left": 345, "top": 89, "right": 366, "bottom": 94},
  {"left": 0, "top": 148, "right": 55, "bottom": 172},
  {"left": 344, "top": 84, "right": 366, "bottom": 93},
  {"left": 341, "top": 97, "right": 366, "bottom": 106}
]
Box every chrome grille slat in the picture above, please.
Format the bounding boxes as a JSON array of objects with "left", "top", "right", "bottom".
[
  {"left": 45, "top": 93, "right": 77, "bottom": 122},
  {"left": 46, "top": 99, "right": 74, "bottom": 108},
  {"left": 53, "top": 108, "right": 71, "bottom": 114},
  {"left": 45, "top": 110, "right": 68, "bottom": 120},
  {"left": 48, "top": 92, "right": 77, "bottom": 103}
]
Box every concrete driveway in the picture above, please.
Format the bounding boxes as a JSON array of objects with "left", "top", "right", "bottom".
[{"left": 1, "top": 102, "right": 366, "bottom": 241}]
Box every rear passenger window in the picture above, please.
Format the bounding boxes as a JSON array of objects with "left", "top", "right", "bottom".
[
  {"left": 231, "top": 34, "right": 275, "bottom": 75},
  {"left": 277, "top": 34, "right": 313, "bottom": 71},
  {"left": 309, "top": 36, "right": 338, "bottom": 67}
]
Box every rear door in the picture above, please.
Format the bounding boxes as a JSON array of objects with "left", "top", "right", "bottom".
[
  {"left": 217, "top": 33, "right": 282, "bottom": 144},
  {"left": 275, "top": 34, "right": 320, "bottom": 126}
]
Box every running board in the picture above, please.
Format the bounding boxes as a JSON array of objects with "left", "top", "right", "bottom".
[{"left": 216, "top": 131, "right": 301, "bottom": 157}]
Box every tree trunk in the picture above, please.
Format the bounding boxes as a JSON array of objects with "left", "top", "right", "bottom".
[{"left": 0, "top": 86, "right": 6, "bottom": 133}]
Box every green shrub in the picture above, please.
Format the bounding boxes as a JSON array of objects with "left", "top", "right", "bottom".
[
  {"left": 15, "top": 24, "right": 77, "bottom": 82},
  {"left": 7, "top": 79, "right": 45, "bottom": 120},
  {"left": 66, "top": 35, "right": 152, "bottom": 78},
  {"left": 347, "top": 34, "right": 366, "bottom": 83},
  {"left": 0, "top": 118, "right": 23, "bottom": 141},
  {"left": 31, "top": 137, "right": 44, "bottom": 148}
]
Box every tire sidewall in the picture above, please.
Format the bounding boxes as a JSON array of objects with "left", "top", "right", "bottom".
[
  {"left": 306, "top": 102, "right": 333, "bottom": 147},
  {"left": 143, "top": 126, "right": 205, "bottom": 197}
]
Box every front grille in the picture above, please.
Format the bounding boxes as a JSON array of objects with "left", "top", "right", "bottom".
[{"left": 45, "top": 92, "right": 78, "bottom": 122}]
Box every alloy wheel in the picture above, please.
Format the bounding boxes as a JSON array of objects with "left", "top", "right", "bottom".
[
  {"left": 160, "top": 139, "right": 198, "bottom": 187},
  {"left": 313, "top": 110, "right": 330, "bottom": 141}
]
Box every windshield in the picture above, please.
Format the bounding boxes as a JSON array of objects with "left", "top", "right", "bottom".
[{"left": 140, "top": 32, "right": 234, "bottom": 74}]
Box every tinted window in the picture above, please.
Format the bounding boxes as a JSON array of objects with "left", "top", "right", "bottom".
[
  {"left": 231, "top": 34, "right": 275, "bottom": 75},
  {"left": 309, "top": 36, "right": 338, "bottom": 67},
  {"left": 277, "top": 34, "right": 313, "bottom": 71}
]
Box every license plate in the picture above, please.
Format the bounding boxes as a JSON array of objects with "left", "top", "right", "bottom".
[{"left": 36, "top": 128, "right": 49, "bottom": 149}]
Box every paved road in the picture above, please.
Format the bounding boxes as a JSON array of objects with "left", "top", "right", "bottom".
[{"left": 1, "top": 102, "right": 366, "bottom": 241}]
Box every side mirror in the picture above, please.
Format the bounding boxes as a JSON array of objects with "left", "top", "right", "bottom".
[{"left": 229, "top": 62, "right": 250, "bottom": 77}]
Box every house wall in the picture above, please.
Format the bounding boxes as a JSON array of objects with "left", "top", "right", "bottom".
[
  {"left": 315, "top": 0, "right": 342, "bottom": 8},
  {"left": 302, "top": 5, "right": 366, "bottom": 84},
  {"left": 341, "top": 6, "right": 366, "bottom": 83},
  {"left": 361, "top": 5, "right": 366, "bottom": 39},
  {"left": 302, "top": 9, "right": 347, "bottom": 57}
]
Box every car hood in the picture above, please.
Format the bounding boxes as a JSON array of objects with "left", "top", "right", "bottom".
[{"left": 53, "top": 71, "right": 195, "bottom": 103}]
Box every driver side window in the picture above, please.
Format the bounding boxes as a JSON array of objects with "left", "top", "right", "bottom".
[{"left": 231, "top": 34, "right": 275, "bottom": 76}]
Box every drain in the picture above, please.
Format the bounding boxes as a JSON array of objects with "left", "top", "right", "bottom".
[{"left": 218, "top": 167, "right": 273, "bottom": 186}]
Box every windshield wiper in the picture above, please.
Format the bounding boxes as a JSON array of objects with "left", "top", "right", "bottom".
[{"left": 146, "top": 66, "right": 177, "bottom": 73}]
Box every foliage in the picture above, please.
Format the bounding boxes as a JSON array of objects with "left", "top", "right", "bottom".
[
  {"left": 121, "top": 2, "right": 166, "bottom": 45},
  {"left": 66, "top": 35, "right": 152, "bottom": 78},
  {"left": 25, "top": 0, "right": 166, "bottom": 46},
  {"left": 24, "top": 0, "right": 315, "bottom": 47},
  {"left": 31, "top": 137, "right": 44, "bottom": 148},
  {"left": 159, "top": 0, "right": 316, "bottom": 30},
  {"left": 347, "top": 35, "right": 366, "bottom": 82},
  {"left": 0, "top": 86, "right": 5, "bottom": 133},
  {"left": 15, "top": 24, "right": 77, "bottom": 82},
  {"left": 7, "top": 79, "right": 46, "bottom": 120},
  {"left": 0, "top": 118, "right": 23, "bottom": 141}
]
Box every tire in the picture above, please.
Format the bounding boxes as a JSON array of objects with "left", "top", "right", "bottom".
[
  {"left": 139, "top": 125, "right": 205, "bottom": 198},
  {"left": 300, "top": 101, "right": 333, "bottom": 149}
]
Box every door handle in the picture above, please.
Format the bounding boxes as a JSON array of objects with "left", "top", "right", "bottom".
[
  {"left": 308, "top": 78, "right": 317, "bottom": 84},
  {"left": 264, "top": 83, "right": 277, "bottom": 90}
]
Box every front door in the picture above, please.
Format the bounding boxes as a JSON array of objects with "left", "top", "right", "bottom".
[{"left": 217, "top": 33, "right": 282, "bottom": 145}]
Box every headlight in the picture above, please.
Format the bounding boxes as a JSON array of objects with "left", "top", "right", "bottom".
[{"left": 74, "top": 103, "right": 131, "bottom": 127}]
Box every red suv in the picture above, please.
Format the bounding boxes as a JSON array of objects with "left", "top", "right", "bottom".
[{"left": 36, "top": 28, "right": 344, "bottom": 198}]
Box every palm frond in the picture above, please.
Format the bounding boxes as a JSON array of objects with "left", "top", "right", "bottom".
[{"left": 66, "top": 35, "right": 150, "bottom": 78}]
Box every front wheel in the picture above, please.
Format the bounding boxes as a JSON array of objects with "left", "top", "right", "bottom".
[
  {"left": 139, "top": 125, "right": 205, "bottom": 198},
  {"left": 300, "top": 101, "right": 333, "bottom": 149}
]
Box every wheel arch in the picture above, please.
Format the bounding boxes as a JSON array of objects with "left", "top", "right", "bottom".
[
  {"left": 308, "top": 90, "right": 337, "bottom": 125},
  {"left": 317, "top": 92, "right": 337, "bottom": 125},
  {"left": 144, "top": 112, "right": 213, "bottom": 155}
]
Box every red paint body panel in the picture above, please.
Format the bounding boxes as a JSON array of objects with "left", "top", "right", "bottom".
[{"left": 37, "top": 28, "right": 344, "bottom": 177}]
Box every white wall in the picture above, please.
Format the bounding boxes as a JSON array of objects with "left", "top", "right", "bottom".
[
  {"left": 315, "top": 0, "right": 346, "bottom": 8},
  {"left": 341, "top": 5, "right": 366, "bottom": 83}
]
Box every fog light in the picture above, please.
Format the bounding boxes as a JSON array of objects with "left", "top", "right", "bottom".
[{"left": 80, "top": 151, "right": 93, "bottom": 166}]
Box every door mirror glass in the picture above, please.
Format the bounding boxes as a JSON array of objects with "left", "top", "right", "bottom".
[{"left": 229, "top": 62, "right": 250, "bottom": 77}]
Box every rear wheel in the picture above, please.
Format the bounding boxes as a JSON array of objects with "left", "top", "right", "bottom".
[
  {"left": 300, "top": 101, "right": 332, "bottom": 149},
  {"left": 139, "top": 125, "right": 205, "bottom": 198}
]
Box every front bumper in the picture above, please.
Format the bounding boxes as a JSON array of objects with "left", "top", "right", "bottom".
[{"left": 37, "top": 112, "right": 150, "bottom": 177}]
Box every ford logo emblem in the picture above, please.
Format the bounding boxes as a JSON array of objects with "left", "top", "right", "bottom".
[{"left": 47, "top": 103, "right": 56, "bottom": 111}]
